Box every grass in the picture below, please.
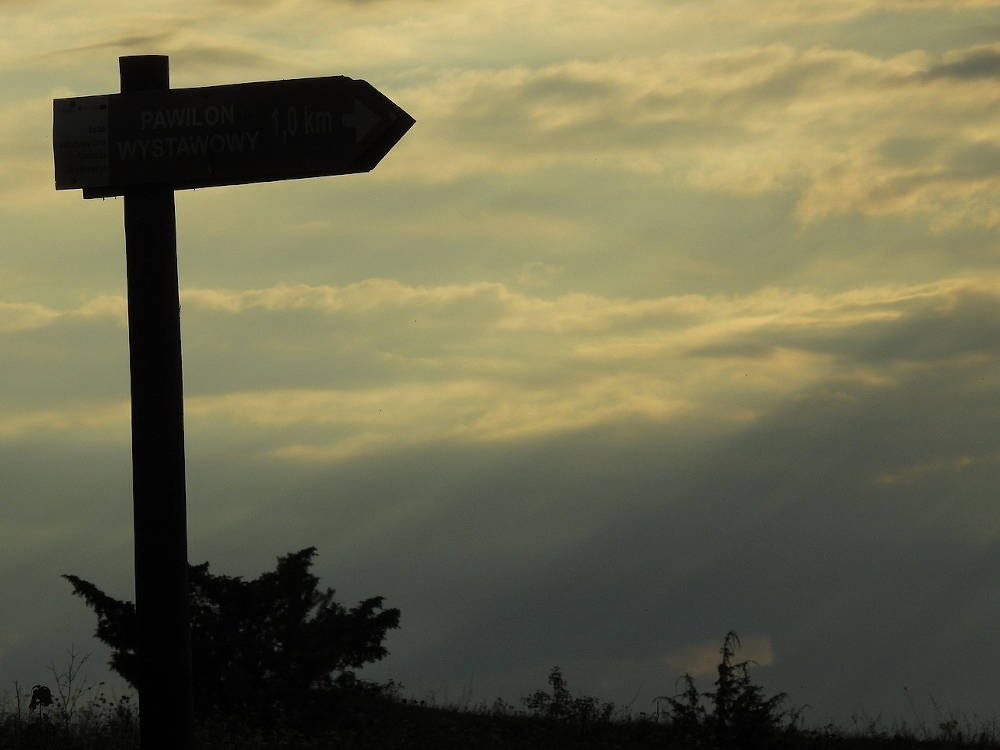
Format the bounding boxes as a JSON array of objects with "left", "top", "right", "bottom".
[
  {"left": 5, "top": 637, "right": 1000, "bottom": 749},
  {"left": 4, "top": 682, "right": 1000, "bottom": 749},
  {"left": 4, "top": 687, "right": 1000, "bottom": 750}
]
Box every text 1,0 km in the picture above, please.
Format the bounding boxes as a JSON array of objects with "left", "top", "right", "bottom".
[{"left": 271, "top": 106, "right": 336, "bottom": 140}]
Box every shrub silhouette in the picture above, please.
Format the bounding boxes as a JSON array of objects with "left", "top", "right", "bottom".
[
  {"left": 661, "top": 631, "right": 800, "bottom": 749},
  {"left": 63, "top": 547, "right": 400, "bottom": 722},
  {"left": 29, "top": 685, "right": 52, "bottom": 717},
  {"left": 522, "top": 666, "right": 616, "bottom": 724}
]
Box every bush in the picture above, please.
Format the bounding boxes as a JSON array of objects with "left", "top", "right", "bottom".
[
  {"left": 63, "top": 547, "right": 400, "bottom": 723},
  {"left": 522, "top": 666, "right": 616, "bottom": 725}
]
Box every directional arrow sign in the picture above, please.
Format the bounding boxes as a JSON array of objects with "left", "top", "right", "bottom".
[{"left": 53, "top": 76, "right": 414, "bottom": 197}]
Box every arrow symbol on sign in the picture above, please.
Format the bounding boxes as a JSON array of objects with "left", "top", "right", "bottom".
[{"left": 342, "top": 99, "right": 380, "bottom": 143}]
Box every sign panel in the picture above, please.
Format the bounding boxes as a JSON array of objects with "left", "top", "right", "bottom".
[
  {"left": 53, "top": 76, "right": 414, "bottom": 197},
  {"left": 53, "top": 95, "right": 111, "bottom": 190}
]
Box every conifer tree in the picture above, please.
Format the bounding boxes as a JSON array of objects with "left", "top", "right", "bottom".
[{"left": 64, "top": 547, "right": 400, "bottom": 720}]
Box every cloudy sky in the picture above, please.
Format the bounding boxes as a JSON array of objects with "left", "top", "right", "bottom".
[{"left": 4, "top": 0, "right": 1000, "bottom": 730}]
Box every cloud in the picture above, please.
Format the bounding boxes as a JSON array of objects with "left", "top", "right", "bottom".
[
  {"left": 225, "top": 342, "right": 997, "bottom": 722},
  {"left": 7, "top": 2, "right": 1000, "bottom": 229},
  {"left": 40, "top": 32, "right": 279, "bottom": 78},
  {"left": 169, "top": 41, "right": 281, "bottom": 73},
  {"left": 176, "top": 272, "right": 1000, "bottom": 473},
  {"left": 875, "top": 451, "right": 999, "bottom": 485},
  {"left": 181, "top": 280, "right": 510, "bottom": 315},
  {"left": 75, "top": 295, "right": 128, "bottom": 324},
  {"left": 389, "top": 41, "right": 1000, "bottom": 228},
  {"left": 4, "top": 275, "right": 998, "bottom": 725},
  {"left": 0, "top": 302, "right": 60, "bottom": 332},
  {"left": 663, "top": 634, "right": 776, "bottom": 677},
  {"left": 180, "top": 280, "right": 710, "bottom": 334},
  {"left": 0, "top": 401, "right": 129, "bottom": 439},
  {"left": 695, "top": 0, "right": 1000, "bottom": 26},
  {"left": 7, "top": 274, "right": 997, "bottom": 468},
  {"left": 515, "top": 261, "right": 564, "bottom": 288},
  {"left": 925, "top": 44, "right": 1000, "bottom": 79},
  {"left": 254, "top": 375, "right": 693, "bottom": 460},
  {"left": 40, "top": 30, "right": 182, "bottom": 58},
  {"left": 6, "top": 353, "right": 996, "bottom": 725},
  {"left": 0, "top": 296, "right": 125, "bottom": 332},
  {"left": 0, "top": 92, "right": 68, "bottom": 203}
]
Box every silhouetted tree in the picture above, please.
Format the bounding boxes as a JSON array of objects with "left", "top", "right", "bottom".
[
  {"left": 660, "top": 631, "right": 799, "bottom": 750},
  {"left": 63, "top": 547, "right": 400, "bottom": 722}
]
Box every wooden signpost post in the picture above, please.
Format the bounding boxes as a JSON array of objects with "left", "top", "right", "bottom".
[{"left": 52, "top": 56, "right": 413, "bottom": 750}]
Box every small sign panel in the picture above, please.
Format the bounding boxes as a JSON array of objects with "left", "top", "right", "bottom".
[
  {"left": 53, "top": 95, "right": 111, "bottom": 189},
  {"left": 53, "top": 76, "right": 414, "bottom": 197}
]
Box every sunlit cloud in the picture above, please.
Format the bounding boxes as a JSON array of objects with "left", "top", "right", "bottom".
[
  {"left": 0, "top": 295, "right": 125, "bottom": 332},
  {"left": 875, "top": 450, "right": 1000, "bottom": 485},
  {"left": 0, "top": 401, "right": 130, "bottom": 439},
  {"left": 178, "top": 276, "right": 999, "bottom": 336},
  {"left": 662, "top": 634, "right": 776, "bottom": 678},
  {"left": 391, "top": 41, "right": 1000, "bottom": 226},
  {"left": 0, "top": 301, "right": 60, "bottom": 332},
  {"left": 6, "top": 274, "right": 996, "bottom": 465},
  {"left": 189, "top": 375, "right": 694, "bottom": 460},
  {"left": 706, "top": 0, "right": 1000, "bottom": 24},
  {"left": 7, "top": 0, "right": 1000, "bottom": 228},
  {"left": 181, "top": 279, "right": 510, "bottom": 314},
  {"left": 75, "top": 295, "right": 128, "bottom": 324}
]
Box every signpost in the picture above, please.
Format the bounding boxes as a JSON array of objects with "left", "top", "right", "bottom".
[
  {"left": 53, "top": 56, "right": 412, "bottom": 750},
  {"left": 55, "top": 70, "right": 413, "bottom": 196}
]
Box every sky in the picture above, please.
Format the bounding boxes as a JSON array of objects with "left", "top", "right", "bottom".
[{"left": 3, "top": 0, "right": 1000, "bottom": 731}]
